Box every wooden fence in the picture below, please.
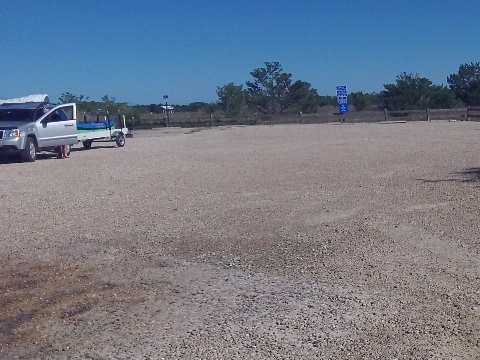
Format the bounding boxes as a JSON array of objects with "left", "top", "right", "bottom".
[
  {"left": 425, "top": 108, "right": 468, "bottom": 121},
  {"left": 136, "top": 107, "right": 473, "bottom": 128},
  {"left": 467, "top": 106, "right": 480, "bottom": 121}
]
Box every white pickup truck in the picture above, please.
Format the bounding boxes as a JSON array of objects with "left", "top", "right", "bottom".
[{"left": 0, "top": 94, "right": 78, "bottom": 162}]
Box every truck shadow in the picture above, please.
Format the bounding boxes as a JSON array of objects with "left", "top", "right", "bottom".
[
  {"left": 0, "top": 145, "right": 118, "bottom": 163},
  {"left": 0, "top": 152, "right": 59, "bottom": 164},
  {"left": 0, "top": 154, "right": 22, "bottom": 164}
]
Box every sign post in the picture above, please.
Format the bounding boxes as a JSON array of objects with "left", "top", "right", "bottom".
[
  {"left": 163, "top": 95, "right": 170, "bottom": 127},
  {"left": 336, "top": 86, "right": 349, "bottom": 115}
]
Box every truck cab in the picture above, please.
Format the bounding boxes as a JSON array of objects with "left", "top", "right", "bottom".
[{"left": 0, "top": 94, "right": 77, "bottom": 162}]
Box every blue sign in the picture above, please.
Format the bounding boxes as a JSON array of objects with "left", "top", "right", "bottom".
[
  {"left": 163, "top": 95, "right": 168, "bottom": 100},
  {"left": 336, "top": 85, "right": 347, "bottom": 95},
  {"left": 336, "top": 86, "right": 348, "bottom": 113},
  {"left": 338, "top": 103, "right": 349, "bottom": 113}
]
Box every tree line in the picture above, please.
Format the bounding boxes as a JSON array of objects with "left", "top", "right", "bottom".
[{"left": 60, "top": 61, "right": 480, "bottom": 117}]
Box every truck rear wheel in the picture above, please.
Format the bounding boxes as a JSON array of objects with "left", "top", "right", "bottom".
[
  {"left": 83, "top": 140, "right": 93, "bottom": 150},
  {"left": 21, "top": 137, "right": 37, "bottom": 162}
]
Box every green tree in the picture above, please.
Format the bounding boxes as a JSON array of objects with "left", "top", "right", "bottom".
[
  {"left": 349, "top": 91, "right": 370, "bottom": 111},
  {"left": 447, "top": 62, "right": 480, "bottom": 106},
  {"left": 245, "top": 62, "right": 319, "bottom": 114},
  {"left": 317, "top": 95, "right": 337, "bottom": 107},
  {"left": 428, "top": 87, "right": 462, "bottom": 109},
  {"left": 122, "top": 109, "right": 143, "bottom": 126},
  {"left": 245, "top": 62, "right": 292, "bottom": 114},
  {"left": 380, "top": 72, "right": 457, "bottom": 110},
  {"left": 59, "top": 92, "right": 88, "bottom": 104},
  {"left": 204, "top": 103, "right": 218, "bottom": 115},
  {"left": 217, "top": 82, "right": 247, "bottom": 116},
  {"left": 100, "top": 94, "right": 123, "bottom": 115},
  {"left": 176, "top": 102, "right": 212, "bottom": 112},
  {"left": 285, "top": 80, "right": 319, "bottom": 113},
  {"left": 101, "top": 94, "right": 116, "bottom": 107},
  {"left": 349, "top": 92, "right": 383, "bottom": 111},
  {"left": 148, "top": 104, "right": 163, "bottom": 113}
]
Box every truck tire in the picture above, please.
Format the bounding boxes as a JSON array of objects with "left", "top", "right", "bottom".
[
  {"left": 21, "top": 137, "right": 37, "bottom": 162},
  {"left": 83, "top": 140, "right": 92, "bottom": 150},
  {"left": 115, "top": 133, "right": 125, "bottom": 147}
]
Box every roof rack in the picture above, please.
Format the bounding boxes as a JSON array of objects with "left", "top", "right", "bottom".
[{"left": 0, "top": 94, "right": 50, "bottom": 105}]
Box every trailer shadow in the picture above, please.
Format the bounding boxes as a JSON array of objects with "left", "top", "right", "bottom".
[
  {"left": 456, "top": 167, "right": 480, "bottom": 182},
  {"left": 70, "top": 144, "right": 117, "bottom": 152},
  {"left": 417, "top": 167, "right": 480, "bottom": 184}
]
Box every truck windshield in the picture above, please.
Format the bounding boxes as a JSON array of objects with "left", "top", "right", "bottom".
[{"left": 0, "top": 109, "right": 35, "bottom": 122}]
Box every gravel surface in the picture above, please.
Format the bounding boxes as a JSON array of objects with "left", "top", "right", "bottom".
[{"left": 1, "top": 122, "right": 479, "bottom": 359}]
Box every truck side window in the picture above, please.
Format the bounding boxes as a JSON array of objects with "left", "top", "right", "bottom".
[
  {"left": 60, "top": 106, "right": 74, "bottom": 120},
  {"left": 49, "top": 111, "right": 63, "bottom": 122}
]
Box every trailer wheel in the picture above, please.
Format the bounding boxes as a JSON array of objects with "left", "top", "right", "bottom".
[
  {"left": 116, "top": 133, "right": 125, "bottom": 147},
  {"left": 21, "top": 137, "right": 37, "bottom": 162},
  {"left": 83, "top": 140, "right": 92, "bottom": 150}
]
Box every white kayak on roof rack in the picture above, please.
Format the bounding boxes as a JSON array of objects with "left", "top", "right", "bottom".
[{"left": 0, "top": 94, "right": 50, "bottom": 104}]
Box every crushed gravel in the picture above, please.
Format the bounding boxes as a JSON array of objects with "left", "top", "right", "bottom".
[{"left": 1, "top": 121, "right": 479, "bottom": 359}]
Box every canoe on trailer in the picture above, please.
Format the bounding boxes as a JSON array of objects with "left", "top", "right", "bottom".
[
  {"left": 77, "top": 120, "right": 116, "bottom": 130},
  {"left": 76, "top": 118, "right": 128, "bottom": 149}
]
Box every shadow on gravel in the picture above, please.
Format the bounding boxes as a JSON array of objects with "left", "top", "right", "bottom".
[
  {"left": 417, "top": 167, "right": 480, "bottom": 184},
  {"left": 0, "top": 153, "right": 58, "bottom": 164},
  {"left": 0, "top": 144, "right": 116, "bottom": 163},
  {"left": 0, "top": 155, "right": 21, "bottom": 164},
  {"left": 456, "top": 167, "right": 480, "bottom": 182},
  {"left": 71, "top": 144, "right": 117, "bottom": 152}
]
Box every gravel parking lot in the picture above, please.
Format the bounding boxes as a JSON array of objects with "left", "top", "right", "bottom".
[{"left": 1, "top": 121, "right": 479, "bottom": 359}]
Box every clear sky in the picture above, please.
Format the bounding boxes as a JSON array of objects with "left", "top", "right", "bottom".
[{"left": 1, "top": 0, "right": 479, "bottom": 105}]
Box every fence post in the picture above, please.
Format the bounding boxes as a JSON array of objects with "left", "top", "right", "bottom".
[
  {"left": 384, "top": 109, "right": 388, "bottom": 121},
  {"left": 426, "top": 108, "right": 430, "bottom": 122}
]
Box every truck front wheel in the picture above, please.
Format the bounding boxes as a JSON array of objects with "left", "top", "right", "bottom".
[{"left": 21, "top": 137, "right": 37, "bottom": 162}]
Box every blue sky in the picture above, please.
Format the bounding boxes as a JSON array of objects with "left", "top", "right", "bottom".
[{"left": 1, "top": 1, "right": 479, "bottom": 105}]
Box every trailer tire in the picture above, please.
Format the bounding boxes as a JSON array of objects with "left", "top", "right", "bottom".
[
  {"left": 83, "top": 140, "right": 92, "bottom": 150},
  {"left": 21, "top": 137, "right": 37, "bottom": 162},
  {"left": 116, "top": 133, "right": 125, "bottom": 147}
]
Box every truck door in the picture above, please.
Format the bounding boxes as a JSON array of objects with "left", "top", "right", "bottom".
[{"left": 36, "top": 104, "right": 77, "bottom": 148}]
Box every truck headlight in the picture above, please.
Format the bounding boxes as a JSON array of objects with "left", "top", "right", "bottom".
[{"left": 4, "top": 129, "right": 21, "bottom": 138}]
